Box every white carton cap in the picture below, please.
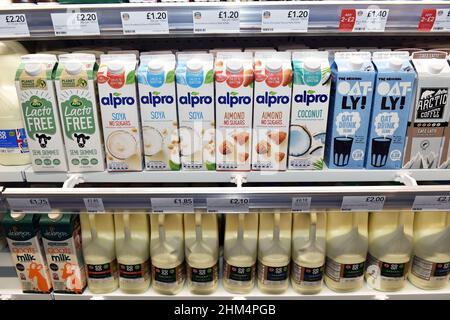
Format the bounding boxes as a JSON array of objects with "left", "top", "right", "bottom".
[
  {"left": 266, "top": 59, "right": 282, "bottom": 73},
  {"left": 11, "top": 213, "right": 25, "bottom": 221},
  {"left": 428, "top": 59, "right": 445, "bottom": 74},
  {"left": 147, "top": 60, "right": 163, "bottom": 73},
  {"left": 350, "top": 57, "right": 364, "bottom": 70},
  {"left": 24, "top": 63, "right": 43, "bottom": 76},
  {"left": 65, "top": 62, "right": 82, "bottom": 75},
  {"left": 48, "top": 213, "right": 62, "bottom": 221},
  {"left": 389, "top": 57, "right": 403, "bottom": 71},
  {"left": 304, "top": 59, "right": 321, "bottom": 72},
  {"left": 107, "top": 62, "right": 124, "bottom": 75},
  {"left": 186, "top": 59, "right": 202, "bottom": 72},
  {"left": 226, "top": 59, "right": 243, "bottom": 73}
]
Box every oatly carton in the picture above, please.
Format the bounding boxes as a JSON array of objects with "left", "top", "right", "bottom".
[
  {"left": 252, "top": 51, "right": 292, "bottom": 171},
  {"left": 325, "top": 52, "right": 375, "bottom": 169},
  {"left": 15, "top": 54, "right": 68, "bottom": 172},
  {"left": 403, "top": 51, "right": 450, "bottom": 169},
  {"left": 366, "top": 52, "right": 416, "bottom": 169},
  {"left": 176, "top": 53, "right": 215, "bottom": 170},
  {"left": 215, "top": 51, "right": 254, "bottom": 171},
  {"left": 137, "top": 53, "right": 181, "bottom": 171},
  {"left": 289, "top": 51, "right": 331, "bottom": 170},
  {"left": 97, "top": 54, "right": 143, "bottom": 172}
]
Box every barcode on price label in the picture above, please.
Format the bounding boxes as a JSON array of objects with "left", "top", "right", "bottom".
[
  {"left": 412, "top": 196, "right": 450, "bottom": 211},
  {"left": 339, "top": 9, "right": 389, "bottom": 32},
  {"left": 0, "top": 14, "right": 29, "bottom": 37},
  {"left": 51, "top": 12, "right": 100, "bottom": 36},
  {"left": 7, "top": 198, "right": 51, "bottom": 212},
  {"left": 207, "top": 198, "right": 249, "bottom": 213},
  {"left": 83, "top": 198, "right": 105, "bottom": 213},
  {"left": 341, "top": 196, "right": 386, "bottom": 211},
  {"left": 291, "top": 197, "right": 311, "bottom": 212},
  {"left": 193, "top": 9, "right": 240, "bottom": 34},
  {"left": 151, "top": 198, "right": 194, "bottom": 213}
]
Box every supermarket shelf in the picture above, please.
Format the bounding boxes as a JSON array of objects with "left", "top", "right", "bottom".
[
  {"left": 0, "top": 1, "right": 449, "bottom": 40},
  {"left": 0, "top": 277, "right": 52, "bottom": 300},
  {"left": 0, "top": 165, "right": 28, "bottom": 183}
]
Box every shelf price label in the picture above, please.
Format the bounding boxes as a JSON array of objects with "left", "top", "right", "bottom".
[
  {"left": 291, "top": 197, "right": 312, "bottom": 212},
  {"left": 261, "top": 9, "right": 309, "bottom": 33},
  {"left": 0, "top": 14, "right": 29, "bottom": 37},
  {"left": 418, "top": 9, "right": 450, "bottom": 32},
  {"left": 83, "top": 198, "right": 105, "bottom": 213},
  {"left": 7, "top": 198, "right": 51, "bottom": 212},
  {"left": 121, "top": 11, "right": 169, "bottom": 35},
  {"left": 339, "top": 9, "right": 389, "bottom": 32},
  {"left": 151, "top": 198, "right": 194, "bottom": 213},
  {"left": 341, "top": 195, "right": 386, "bottom": 212},
  {"left": 51, "top": 12, "right": 100, "bottom": 36},
  {"left": 193, "top": 9, "right": 240, "bottom": 34},
  {"left": 412, "top": 196, "right": 450, "bottom": 211},
  {"left": 207, "top": 198, "right": 249, "bottom": 213}
]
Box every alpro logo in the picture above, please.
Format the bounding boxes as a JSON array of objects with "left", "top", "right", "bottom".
[
  {"left": 140, "top": 91, "right": 174, "bottom": 107},
  {"left": 101, "top": 92, "right": 136, "bottom": 109},
  {"left": 256, "top": 91, "right": 290, "bottom": 107},
  {"left": 294, "top": 90, "right": 329, "bottom": 106},
  {"left": 179, "top": 92, "right": 213, "bottom": 108},
  {"left": 217, "top": 92, "right": 252, "bottom": 108}
]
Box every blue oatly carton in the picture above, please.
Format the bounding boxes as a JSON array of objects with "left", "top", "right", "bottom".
[
  {"left": 366, "top": 52, "right": 416, "bottom": 169},
  {"left": 325, "top": 52, "right": 376, "bottom": 169}
]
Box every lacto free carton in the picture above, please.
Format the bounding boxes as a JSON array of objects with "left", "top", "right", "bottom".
[
  {"left": 403, "top": 51, "right": 450, "bottom": 169},
  {"left": 137, "top": 53, "right": 181, "bottom": 170},
  {"left": 366, "top": 52, "right": 416, "bottom": 169},
  {"left": 55, "top": 53, "right": 105, "bottom": 172},
  {"left": 97, "top": 54, "right": 143, "bottom": 171},
  {"left": 325, "top": 52, "right": 375, "bottom": 169},
  {"left": 176, "top": 53, "right": 215, "bottom": 170},
  {"left": 289, "top": 51, "right": 331, "bottom": 170},
  {"left": 215, "top": 51, "right": 254, "bottom": 171},
  {"left": 15, "top": 54, "right": 68, "bottom": 172},
  {"left": 252, "top": 52, "right": 292, "bottom": 171}
]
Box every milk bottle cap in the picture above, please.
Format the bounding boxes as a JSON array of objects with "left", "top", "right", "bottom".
[
  {"left": 389, "top": 58, "right": 403, "bottom": 71},
  {"left": 10, "top": 212, "right": 25, "bottom": 221},
  {"left": 349, "top": 57, "right": 364, "bottom": 70},
  {"left": 186, "top": 59, "right": 202, "bottom": 73},
  {"left": 304, "top": 59, "right": 321, "bottom": 73},
  {"left": 226, "top": 59, "right": 243, "bottom": 73},
  {"left": 428, "top": 59, "right": 445, "bottom": 74},
  {"left": 48, "top": 213, "right": 63, "bottom": 221},
  {"left": 147, "top": 60, "right": 163, "bottom": 73},
  {"left": 266, "top": 59, "right": 282, "bottom": 73},
  {"left": 108, "top": 61, "right": 124, "bottom": 75},
  {"left": 24, "top": 63, "right": 43, "bottom": 76},
  {"left": 65, "top": 62, "right": 82, "bottom": 75}
]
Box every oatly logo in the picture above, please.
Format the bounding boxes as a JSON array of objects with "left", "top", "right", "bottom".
[
  {"left": 338, "top": 81, "right": 372, "bottom": 110},
  {"left": 256, "top": 91, "right": 290, "bottom": 107},
  {"left": 140, "top": 91, "right": 174, "bottom": 107},
  {"left": 417, "top": 88, "right": 448, "bottom": 119},
  {"left": 101, "top": 92, "right": 136, "bottom": 109},
  {"left": 217, "top": 92, "right": 252, "bottom": 108},
  {"left": 378, "top": 81, "right": 412, "bottom": 111},
  {"left": 294, "top": 90, "right": 329, "bottom": 106},
  {"left": 179, "top": 92, "right": 213, "bottom": 108}
]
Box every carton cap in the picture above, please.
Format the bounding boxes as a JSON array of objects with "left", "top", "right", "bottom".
[
  {"left": 304, "top": 59, "right": 321, "bottom": 72},
  {"left": 10, "top": 212, "right": 25, "bottom": 221},
  {"left": 107, "top": 62, "right": 124, "bottom": 75},
  {"left": 349, "top": 57, "right": 364, "bottom": 70},
  {"left": 389, "top": 57, "right": 403, "bottom": 71},
  {"left": 65, "top": 62, "right": 82, "bottom": 75},
  {"left": 24, "top": 63, "right": 43, "bottom": 76},
  {"left": 266, "top": 59, "right": 282, "bottom": 72},
  {"left": 186, "top": 59, "right": 202, "bottom": 72},
  {"left": 147, "top": 60, "right": 163, "bottom": 73},
  {"left": 226, "top": 59, "right": 243, "bottom": 73},
  {"left": 428, "top": 59, "right": 445, "bottom": 74},
  {"left": 48, "top": 213, "right": 62, "bottom": 221}
]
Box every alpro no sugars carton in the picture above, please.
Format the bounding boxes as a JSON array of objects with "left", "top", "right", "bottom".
[
  {"left": 366, "top": 52, "right": 416, "bottom": 169},
  {"left": 403, "top": 51, "right": 450, "bottom": 169},
  {"left": 176, "top": 53, "right": 215, "bottom": 170},
  {"left": 288, "top": 51, "right": 331, "bottom": 170},
  {"left": 325, "top": 52, "right": 375, "bottom": 169},
  {"left": 137, "top": 53, "right": 181, "bottom": 171},
  {"left": 252, "top": 51, "right": 292, "bottom": 171},
  {"left": 15, "top": 54, "right": 68, "bottom": 172},
  {"left": 215, "top": 51, "right": 254, "bottom": 171}
]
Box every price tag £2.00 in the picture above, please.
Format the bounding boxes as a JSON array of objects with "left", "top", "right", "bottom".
[
  {"left": 339, "top": 9, "right": 389, "bottom": 32},
  {"left": 51, "top": 12, "right": 100, "bottom": 36},
  {"left": 121, "top": 11, "right": 169, "bottom": 35},
  {"left": 7, "top": 198, "right": 51, "bottom": 212},
  {"left": 261, "top": 9, "right": 309, "bottom": 33},
  {"left": 193, "top": 9, "right": 240, "bottom": 34},
  {"left": 151, "top": 198, "right": 194, "bottom": 213},
  {"left": 341, "top": 195, "right": 386, "bottom": 212},
  {"left": 0, "top": 14, "right": 29, "bottom": 37}
]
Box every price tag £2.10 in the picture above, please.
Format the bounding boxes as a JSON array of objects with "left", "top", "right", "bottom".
[
  {"left": 7, "top": 198, "right": 51, "bottom": 212},
  {"left": 51, "top": 12, "right": 100, "bottom": 36},
  {"left": 412, "top": 196, "right": 450, "bottom": 211},
  {"left": 207, "top": 198, "right": 249, "bottom": 213},
  {"left": 0, "top": 14, "right": 29, "bottom": 37},
  {"left": 261, "top": 9, "right": 309, "bottom": 33},
  {"left": 121, "top": 11, "right": 169, "bottom": 35},
  {"left": 339, "top": 9, "right": 389, "bottom": 32},
  {"left": 193, "top": 9, "right": 240, "bottom": 34},
  {"left": 341, "top": 195, "right": 386, "bottom": 212},
  {"left": 151, "top": 198, "right": 194, "bottom": 213}
]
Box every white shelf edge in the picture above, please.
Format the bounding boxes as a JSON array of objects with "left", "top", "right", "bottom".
[{"left": 0, "top": 165, "right": 29, "bottom": 183}]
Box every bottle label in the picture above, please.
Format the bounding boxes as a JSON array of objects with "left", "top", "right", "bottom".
[
  {"left": 411, "top": 255, "right": 450, "bottom": 281},
  {"left": 119, "top": 260, "right": 150, "bottom": 283},
  {"left": 188, "top": 263, "right": 218, "bottom": 287},
  {"left": 257, "top": 260, "right": 289, "bottom": 285},
  {"left": 0, "top": 128, "right": 29, "bottom": 154},
  {"left": 87, "top": 260, "right": 118, "bottom": 282},
  {"left": 291, "top": 261, "right": 324, "bottom": 287},
  {"left": 325, "top": 257, "right": 365, "bottom": 283},
  {"left": 224, "top": 261, "right": 255, "bottom": 285},
  {"left": 152, "top": 263, "right": 185, "bottom": 287}
]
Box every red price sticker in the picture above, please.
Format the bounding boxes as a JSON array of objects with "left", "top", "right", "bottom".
[
  {"left": 339, "top": 9, "right": 356, "bottom": 31},
  {"left": 418, "top": 9, "right": 450, "bottom": 32},
  {"left": 339, "top": 9, "right": 388, "bottom": 32}
]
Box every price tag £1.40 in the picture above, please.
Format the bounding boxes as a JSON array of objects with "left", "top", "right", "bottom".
[
  {"left": 0, "top": 14, "right": 29, "bottom": 37},
  {"left": 261, "top": 9, "right": 309, "bottom": 33},
  {"left": 193, "top": 9, "right": 240, "bottom": 34},
  {"left": 339, "top": 9, "right": 389, "bottom": 32},
  {"left": 121, "top": 11, "right": 169, "bottom": 35},
  {"left": 51, "top": 12, "right": 100, "bottom": 36}
]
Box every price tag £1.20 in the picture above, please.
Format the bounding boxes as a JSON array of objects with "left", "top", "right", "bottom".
[
  {"left": 193, "top": 9, "right": 240, "bottom": 34},
  {"left": 51, "top": 12, "right": 100, "bottom": 36},
  {"left": 341, "top": 195, "right": 386, "bottom": 212},
  {"left": 0, "top": 14, "right": 29, "bottom": 37},
  {"left": 151, "top": 198, "right": 194, "bottom": 213},
  {"left": 121, "top": 11, "right": 169, "bottom": 35},
  {"left": 261, "top": 9, "right": 309, "bottom": 33},
  {"left": 339, "top": 9, "right": 389, "bottom": 32},
  {"left": 7, "top": 198, "right": 51, "bottom": 212}
]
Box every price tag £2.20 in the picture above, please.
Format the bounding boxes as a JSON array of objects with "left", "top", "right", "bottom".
[
  {"left": 193, "top": 9, "right": 240, "bottom": 34},
  {"left": 0, "top": 14, "right": 29, "bottom": 37},
  {"left": 51, "top": 12, "right": 100, "bottom": 36},
  {"left": 339, "top": 9, "right": 389, "bottom": 32}
]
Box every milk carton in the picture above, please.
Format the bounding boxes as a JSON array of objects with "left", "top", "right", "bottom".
[
  {"left": 325, "top": 52, "right": 375, "bottom": 169},
  {"left": 366, "top": 52, "right": 416, "bottom": 169},
  {"left": 97, "top": 54, "right": 143, "bottom": 171},
  {"left": 215, "top": 52, "right": 253, "bottom": 171},
  {"left": 403, "top": 51, "right": 450, "bottom": 169},
  {"left": 175, "top": 53, "right": 215, "bottom": 170},
  {"left": 288, "top": 51, "right": 331, "bottom": 170},
  {"left": 137, "top": 54, "right": 181, "bottom": 170},
  {"left": 252, "top": 51, "right": 292, "bottom": 171},
  {"left": 15, "top": 54, "right": 68, "bottom": 172},
  {"left": 40, "top": 213, "right": 87, "bottom": 294},
  {"left": 55, "top": 53, "right": 105, "bottom": 172}
]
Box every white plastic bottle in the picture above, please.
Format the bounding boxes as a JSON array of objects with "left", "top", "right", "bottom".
[
  {"left": 184, "top": 212, "right": 219, "bottom": 294},
  {"left": 80, "top": 213, "right": 118, "bottom": 294},
  {"left": 223, "top": 213, "right": 258, "bottom": 294},
  {"left": 150, "top": 214, "right": 185, "bottom": 295},
  {"left": 257, "top": 211, "right": 292, "bottom": 294},
  {"left": 408, "top": 211, "right": 450, "bottom": 290},
  {"left": 324, "top": 211, "right": 368, "bottom": 292},
  {"left": 291, "top": 212, "right": 326, "bottom": 294},
  {"left": 114, "top": 213, "right": 151, "bottom": 294},
  {"left": 365, "top": 211, "right": 414, "bottom": 291}
]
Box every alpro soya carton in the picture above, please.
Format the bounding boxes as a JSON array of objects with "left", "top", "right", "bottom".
[
  {"left": 403, "top": 51, "right": 450, "bottom": 169},
  {"left": 137, "top": 53, "right": 181, "bottom": 171},
  {"left": 55, "top": 53, "right": 105, "bottom": 172},
  {"left": 366, "top": 52, "right": 416, "bottom": 169},
  {"left": 97, "top": 54, "right": 143, "bottom": 171},
  {"left": 2, "top": 213, "right": 52, "bottom": 294},
  {"left": 40, "top": 213, "right": 86, "bottom": 294},
  {"left": 252, "top": 51, "right": 292, "bottom": 171},
  {"left": 215, "top": 51, "right": 254, "bottom": 171},
  {"left": 15, "top": 54, "right": 68, "bottom": 172},
  {"left": 325, "top": 52, "right": 375, "bottom": 169},
  {"left": 176, "top": 53, "right": 215, "bottom": 170},
  {"left": 288, "top": 51, "right": 331, "bottom": 170}
]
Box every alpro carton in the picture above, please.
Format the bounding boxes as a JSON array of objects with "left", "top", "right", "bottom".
[
  {"left": 2, "top": 213, "right": 52, "bottom": 293},
  {"left": 288, "top": 51, "right": 331, "bottom": 170},
  {"left": 176, "top": 53, "right": 215, "bottom": 170},
  {"left": 366, "top": 52, "right": 416, "bottom": 169},
  {"left": 15, "top": 54, "right": 68, "bottom": 172},
  {"left": 40, "top": 213, "right": 86, "bottom": 294},
  {"left": 325, "top": 52, "right": 375, "bottom": 169},
  {"left": 137, "top": 53, "right": 181, "bottom": 170},
  {"left": 215, "top": 51, "right": 254, "bottom": 171},
  {"left": 55, "top": 53, "right": 105, "bottom": 172},
  {"left": 252, "top": 51, "right": 292, "bottom": 171},
  {"left": 403, "top": 51, "right": 450, "bottom": 169},
  {"left": 97, "top": 54, "right": 143, "bottom": 171}
]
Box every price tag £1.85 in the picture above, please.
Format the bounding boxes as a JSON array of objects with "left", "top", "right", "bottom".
[
  {"left": 339, "top": 9, "right": 389, "bottom": 32},
  {"left": 151, "top": 198, "right": 194, "bottom": 213},
  {"left": 0, "top": 14, "right": 29, "bottom": 37},
  {"left": 341, "top": 195, "right": 386, "bottom": 212},
  {"left": 261, "top": 9, "right": 309, "bottom": 33},
  {"left": 51, "top": 12, "right": 100, "bottom": 36},
  {"left": 7, "top": 198, "right": 51, "bottom": 212},
  {"left": 291, "top": 197, "right": 312, "bottom": 212},
  {"left": 193, "top": 9, "right": 240, "bottom": 34},
  {"left": 83, "top": 198, "right": 105, "bottom": 213},
  {"left": 121, "top": 11, "right": 169, "bottom": 35},
  {"left": 207, "top": 198, "right": 249, "bottom": 213}
]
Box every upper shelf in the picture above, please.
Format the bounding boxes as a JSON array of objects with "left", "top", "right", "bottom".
[{"left": 1, "top": 1, "right": 450, "bottom": 40}]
